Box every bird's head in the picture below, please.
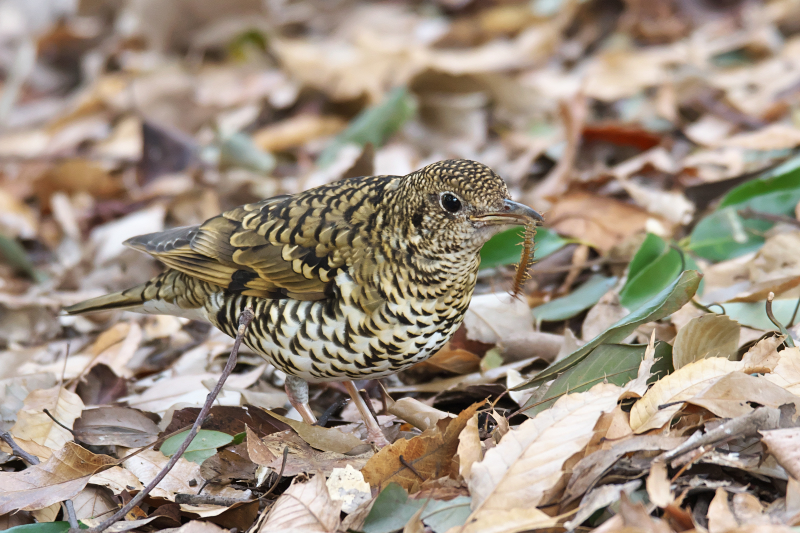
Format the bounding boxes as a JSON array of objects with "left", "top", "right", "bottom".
[{"left": 393, "top": 159, "right": 543, "bottom": 257}]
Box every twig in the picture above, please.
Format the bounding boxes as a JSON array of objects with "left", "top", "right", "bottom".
[
  {"left": 789, "top": 297, "right": 800, "bottom": 328},
  {"left": 73, "top": 307, "right": 254, "bottom": 533},
  {"left": 358, "top": 388, "right": 380, "bottom": 422},
  {"left": 63, "top": 500, "right": 79, "bottom": 529},
  {"left": 767, "top": 292, "right": 795, "bottom": 347},
  {"left": 738, "top": 207, "right": 800, "bottom": 229},
  {"left": 175, "top": 494, "right": 254, "bottom": 506},
  {"left": 399, "top": 455, "right": 424, "bottom": 481},
  {"left": 262, "top": 447, "right": 288, "bottom": 499},
  {"left": 0, "top": 431, "right": 40, "bottom": 465},
  {"left": 43, "top": 409, "right": 75, "bottom": 434}
]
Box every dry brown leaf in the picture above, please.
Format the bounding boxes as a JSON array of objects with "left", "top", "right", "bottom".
[
  {"left": 709, "top": 487, "right": 739, "bottom": 533},
  {"left": 717, "top": 124, "right": 800, "bottom": 150},
  {"left": 672, "top": 314, "right": 741, "bottom": 369},
  {"left": 260, "top": 410, "right": 364, "bottom": 454},
  {"left": 0, "top": 442, "right": 116, "bottom": 514},
  {"left": 361, "top": 401, "right": 483, "bottom": 492},
  {"left": 458, "top": 507, "right": 557, "bottom": 533},
  {"left": 248, "top": 430, "right": 372, "bottom": 477},
  {"left": 629, "top": 357, "right": 744, "bottom": 433},
  {"left": 564, "top": 480, "right": 641, "bottom": 530},
  {"left": 547, "top": 192, "right": 655, "bottom": 254},
  {"left": 71, "top": 485, "right": 118, "bottom": 521},
  {"left": 73, "top": 406, "right": 160, "bottom": 447},
  {"left": 646, "top": 461, "right": 673, "bottom": 508},
  {"left": 387, "top": 397, "right": 454, "bottom": 431},
  {"left": 761, "top": 427, "right": 800, "bottom": 480},
  {"left": 741, "top": 335, "right": 785, "bottom": 373},
  {"left": 6, "top": 386, "right": 85, "bottom": 459},
  {"left": 764, "top": 347, "right": 800, "bottom": 395},
  {"left": 617, "top": 491, "right": 675, "bottom": 533},
  {"left": 685, "top": 372, "right": 800, "bottom": 419},
  {"left": 456, "top": 413, "right": 481, "bottom": 481},
  {"left": 88, "top": 465, "right": 144, "bottom": 495},
  {"left": 252, "top": 114, "right": 346, "bottom": 152},
  {"left": 260, "top": 473, "right": 341, "bottom": 533},
  {"left": 467, "top": 383, "right": 621, "bottom": 522}
]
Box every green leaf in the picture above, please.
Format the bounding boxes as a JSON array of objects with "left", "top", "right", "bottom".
[
  {"left": 720, "top": 299, "right": 799, "bottom": 331},
  {"left": 689, "top": 162, "right": 800, "bottom": 261},
  {"left": 620, "top": 234, "right": 683, "bottom": 310},
  {"left": 480, "top": 226, "right": 568, "bottom": 270},
  {"left": 218, "top": 132, "right": 276, "bottom": 173},
  {"left": 516, "top": 270, "right": 702, "bottom": 390},
  {"left": 6, "top": 523, "right": 87, "bottom": 533},
  {"left": 523, "top": 341, "right": 673, "bottom": 417},
  {"left": 532, "top": 275, "right": 618, "bottom": 322},
  {"left": 160, "top": 429, "right": 233, "bottom": 464},
  {"left": 318, "top": 87, "right": 417, "bottom": 167},
  {"left": 362, "top": 483, "right": 471, "bottom": 533},
  {"left": 0, "top": 234, "right": 46, "bottom": 282}
]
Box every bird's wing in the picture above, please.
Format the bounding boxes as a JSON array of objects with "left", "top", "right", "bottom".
[{"left": 125, "top": 180, "right": 387, "bottom": 300}]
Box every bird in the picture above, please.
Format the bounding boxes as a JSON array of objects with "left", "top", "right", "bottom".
[{"left": 64, "top": 159, "right": 543, "bottom": 444}]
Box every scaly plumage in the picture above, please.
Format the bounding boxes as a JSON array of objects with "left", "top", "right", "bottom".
[{"left": 64, "top": 159, "right": 542, "bottom": 442}]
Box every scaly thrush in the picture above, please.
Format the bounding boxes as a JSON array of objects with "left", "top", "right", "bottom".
[{"left": 65, "top": 159, "right": 543, "bottom": 443}]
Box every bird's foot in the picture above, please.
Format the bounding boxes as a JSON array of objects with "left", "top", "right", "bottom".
[
  {"left": 344, "top": 381, "right": 390, "bottom": 448},
  {"left": 285, "top": 376, "right": 317, "bottom": 425}
]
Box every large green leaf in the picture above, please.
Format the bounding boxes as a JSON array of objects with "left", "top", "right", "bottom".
[
  {"left": 721, "top": 299, "right": 799, "bottom": 331},
  {"left": 6, "top": 521, "right": 91, "bottom": 533},
  {"left": 532, "top": 275, "right": 617, "bottom": 322},
  {"left": 516, "top": 270, "right": 701, "bottom": 390},
  {"left": 318, "top": 87, "right": 417, "bottom": 167},
  {"left": 362, "top": 483, "right": 471, "bottom": 533},
  {"left": 480, "top": 226, "right": 568, "bottom": 270},
  {"left": 160, "top": 429, "right": 233, "bottom": 464},
  {"left": 523, "top": 341, "right": 673, "bottom": 417},
  {"left": 620, "top": 234, "right": 699, "bottom": 310},
  {"left": 689, "top": 162, "right": 800, "bottom": 261}
]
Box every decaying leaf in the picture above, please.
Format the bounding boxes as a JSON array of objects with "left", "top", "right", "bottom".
[
  {"left": 0, "top": 442, "right": 116, "bottom": 514},
  {"left": 361, "top": 401, "right": 483, "bottom": 492},
  {"left": 630, "top": 357, "right": 744, "bottom": 433},
  {"left": 261, "top": 474, "right": 341, "bottom": 533},
  {"left": 672, "top": 314, "right": 741, "bottom": 369},
  {"left": 467, "top": 384, "right": 621, "bottom": 525}
]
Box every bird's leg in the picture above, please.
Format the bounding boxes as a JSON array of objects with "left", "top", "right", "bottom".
[
  {"left": 285, "top": 376, "right": 317, "bottom": 425},
  {"left": 344, "top": 381, "right": 389, "bottom": 447}
]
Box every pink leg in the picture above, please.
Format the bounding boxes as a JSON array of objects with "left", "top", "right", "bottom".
[
  {"left": 344, "top": 381, "right": 389, "bottom": 447},
  {"left": 285, "top": 376, "right": 317, "bottom": 424}
]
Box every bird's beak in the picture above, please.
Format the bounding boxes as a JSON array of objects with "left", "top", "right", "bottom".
[{"left": 471, "top": 199, "right": 544, "bottom": 226}]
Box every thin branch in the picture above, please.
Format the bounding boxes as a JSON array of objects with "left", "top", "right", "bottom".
[
  {"left": 0, "top": 431, "right": 40, "bottom": 465},
  {"left": 73, "top": 306, "right": 254, "bottom": 533},
  {"left": 738, "top": 207, "right": 800, "bottom": 229},
  {"left": 63, "top": 500, "right": 79, "bottom": 529}
]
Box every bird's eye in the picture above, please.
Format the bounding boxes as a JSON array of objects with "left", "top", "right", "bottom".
[{"left": 439, "top": 192, "right": 462, "bottom": 214}]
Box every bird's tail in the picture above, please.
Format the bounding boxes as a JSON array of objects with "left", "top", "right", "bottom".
[{"left": 63, "top": 269, "right": 211, "bottom": 320}]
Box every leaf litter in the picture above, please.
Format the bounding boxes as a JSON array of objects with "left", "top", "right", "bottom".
[{"left": 5, "top": 0, "right": 800, "bottom": 531}]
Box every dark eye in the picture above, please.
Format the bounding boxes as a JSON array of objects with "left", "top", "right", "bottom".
[{"left": 440, "top": 192, "right": 462, "bottom": 214}]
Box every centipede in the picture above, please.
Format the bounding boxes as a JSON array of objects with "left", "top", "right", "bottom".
[{"left": 511, "top": 221, "right": 537, "bottom": 299}]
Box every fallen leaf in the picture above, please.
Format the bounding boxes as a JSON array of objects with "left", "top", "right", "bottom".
[
  {"left": 387, "top": 397, "right": 454, "bottom": 431},
  {"left": 456, "top": 413, "right": 481, "bottom": 481},
  {"left": 646, "top": 461, "right": 673, "bottom": 508},
  {"left": 261, "top": 473, "right": 341, "bottom": 532},
  {"left": 672, "top": 314, "right": 741, "bottom": 369},
  {"left": 73, "top": 406, "right": 160, "bottom": 447},
  {"left": 361, "top": 401, "right": 483, "bottom": 492},
  {"left": 0, "top": 442, "right": 116, "bottom": 514},
  {"left": 467, "top": 383, "right": 621, "bottom": 523},
  {"left": 686, "top": 372, "right": 800, "bottom": 419},
  {"left": 629, "top": 357, "right": 744, "bottom": 433},
  {"left": 261, "top": 410, "right": 365, "bottom": 454},
  {"left": 761, "top": 427, "right": 800, "bottom": 480},
  {"left": 741, "top": 335, "right": 785, "bottom": 373},
  {"left": 7, "top": 386, "right": 85, "bottom": 459}
]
